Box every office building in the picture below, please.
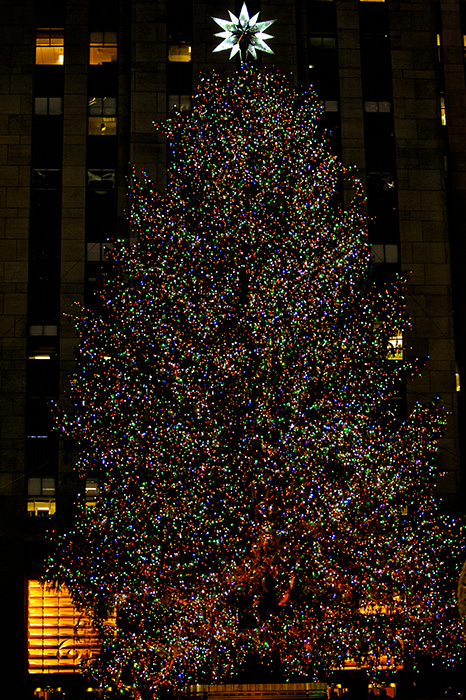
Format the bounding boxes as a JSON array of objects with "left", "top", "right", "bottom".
[{"left": 0, "top": 0, "right": 464, "bottom": 696}]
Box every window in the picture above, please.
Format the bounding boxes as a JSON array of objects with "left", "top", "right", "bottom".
[
  {"left": 27, "top": 477, "right": 56, "bottom": 517},
  {"left": 308, "top": 31, "right": 339, "bottom": 98},
  {"left": 29, "top": 324, "right": 58, "bottom": 337},
  {"left": 168, "top": 41, "right": 191, "bottom": 62},
  {"left": 34, "top": 97, "right": 63, "bottom": 115},
  {"left": 87, "top": 169, "right": 115, "bottom": 192},
  {"left": 89, "top": 30, "right": 117, "bottom": 64},
  {"left": 36, "top": 28, "right": 64, "bottom": 65},
  {"left": 32, "top": 168, "right": 61, "bottom": 189},
  {"left": 322, "top": 100, "right": 338, "bottom": 112},
  {"left": 168, "top": 94, "right": 192, "bottom": 112},
  {"left": 85, "top": 478, "right": 100, "bottom": 508},
  {"left": 28, "top": 580, "right": 113, "bottom": 673},
  {"left": 371, "top": 244, "right": 398, "bottom": 264},
  {"left": 87, "top": 241, "right": 113, "bottom": 262},
  {"left": 440, "top": 93, "right": 447, "bottom": 125},
  {"left": 387, "top": 333, "right": 403, "bottom": 361},
  {"left": 364, "top": 100, "right": 391, "bottom": 113},
  {"left": 309, "top": 35, "right": 336, "bottom": 51},
  {"left": 88, "top": 97, "right": 117, "bottom": 135}
]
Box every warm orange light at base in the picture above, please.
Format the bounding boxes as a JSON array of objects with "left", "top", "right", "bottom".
[{"left": 28, "top": 579, "right": 109, "bottom": 674}]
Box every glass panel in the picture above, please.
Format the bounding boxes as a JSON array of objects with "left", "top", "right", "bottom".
[
  {"left": 42, "top": 478, "right": 56, "bottom": 495},
  {"left": 90, "top": 30, "right": 104, "bottom": 44},
  {"left": 27, "top": 498, "right": 56, "bottom": 516},
  {"left": 168, "top": 43, "right": 191, "bottom": 62},
  {"left": 87, "top": 242, "right": 102, "bottom": 261},
  {"left": 385, "top": 245, "right": 398, "bottom": 263},
  {"left": 36, "top": 46, "right": 64, "bottom": 65},
  {"left": 28, "top": 477, "right": 42, "bottom": 496},
  {"left": 34, "top": 97, "right": 48, "bottom": 115},
  {"left": 88, "top": 116, "right": 117, "bottom": 136},
  {"left": 364, "top": 101, "right": 378, "bottom": 112},
  {"left": 179, "top": 95, "right": 192, "bottom": 112},
  {"left": 90, "top": 46, "right": 117, "bottom": 65},
  {"left": 378, "top": 101, "right": 391, "bottom": 113},
  {"left": 102, "top": 97, "right": 117, "bottom": 115},
  {"left": 36, "top": 29, "right": 64, "bottom": 65},
  {"left": 88, "top": 97, "right": 116, "bottom": 116},
  {"left": 48, "top": 97, "right": 63, "bottom": 115},
  {"left": 87, "top": 169, "right": 116, "bottom": 192}
]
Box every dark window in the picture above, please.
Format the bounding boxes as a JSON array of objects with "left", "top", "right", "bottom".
[
  {"left": 308, "top": 33, "right": 339, "bottom": 99},
  {"left": 31, "top": 120, "right": 63, "bottom": 167},
  {"left": 34, "top": 97, "right": 63, "bottom": 115}
]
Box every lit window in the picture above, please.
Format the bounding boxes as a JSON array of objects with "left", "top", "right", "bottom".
[
  {"left": 85, "top": 478, "right": 100, "bottom": 508},
  {"left": 168, "top": 94, "right": 192, "bottom": 112},
  {"left": 27, "top": 477, "right": 56, "bottom": 517},
  {"left": 34, "top": 97, "right": 63, "bottom": 115},
  {"left": 168, "top": 41, "right": 191, "bottom": 62},
  {"left": 437, "top": 33, "right": 442, "bottom": 62},
  {"left": 360, "top": 0, "right": 385, "bottom": 3},
  {"left": 36, "top": 28, "right": 64, "bottom": 65},
  {"left": 440, "top": 94, "right": 447, "bottom": 126},
  {"left": 364, "top": 101, "right": 391, "bottom": 113},
  {"left": 28, "top": 579, "right": 114, "bottom": 674},
  {"left": 387, "top": 333, "right": 403, "bottom": 361},
  {"left": 89, "top": 30, "right": 117, "bottom": 65},
  {"left": 371, "top": 244, "right": 398, "bottom": 264},
  {"left": 88, "top": 97, "right": 117, "bottom": 135}
]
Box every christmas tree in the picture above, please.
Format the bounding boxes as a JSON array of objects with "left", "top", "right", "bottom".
[{"left": 47, "top": 65, "right": 464, "bottom": 697}]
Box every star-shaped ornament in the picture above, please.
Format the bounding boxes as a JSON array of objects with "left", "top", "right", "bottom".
[{"left": 213, "top": 3, "right": 275, "bottom": 63}]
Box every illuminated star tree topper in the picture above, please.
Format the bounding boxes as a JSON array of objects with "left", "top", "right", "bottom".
[{"left": 213, "top": 2, "right": 275, "bottom": 63}]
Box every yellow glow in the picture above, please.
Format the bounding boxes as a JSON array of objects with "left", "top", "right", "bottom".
[
  {"left": 88, "top": 117, "right": 117, "bottom": 136},
  {"left": 27, "top": 498, "right": 56, "bottom": 517},
  {"left": 36, "top": 46, "right": 64, "bottom": 65},
  {"left": 387, "top": 333, "right": 403, "bottom": 361},
  {"left": 36, "top": 29, "right": 64, "bottom": 65},
  {"left": 440, "top": 95, "right": 447, "bottom": 126},
  {"left": 90, "top": 46, "right": 117, "bottom": 65},
  {"left": 27, "top": 580, "right": 115, "bottom": 674},
  {"left": 168, "top": 43, "right": 192, "bottom": 62}
]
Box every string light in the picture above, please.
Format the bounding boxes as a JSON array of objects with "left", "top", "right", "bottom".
[{"left": 46, "top": 66, "right": 464, "bottom": 697}]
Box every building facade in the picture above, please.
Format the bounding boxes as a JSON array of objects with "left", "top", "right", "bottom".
[{"left": 0, "top": 0, "right": 465, "bottom": 696}]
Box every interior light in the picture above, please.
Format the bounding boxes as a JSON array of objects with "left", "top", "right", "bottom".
[
  {"left": 58, "top": 54, "right": 64, "bottom": 64},
  {"left": 100, "top": 122, "right": 107, "bottom": 132},
  {"left": 29, "top": 354, "right": 51, "bottom": 360}
]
